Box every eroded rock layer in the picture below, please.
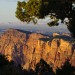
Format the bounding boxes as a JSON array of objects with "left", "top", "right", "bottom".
[{"left": 0, "top": 29, "right": 75, "bottom": 70}]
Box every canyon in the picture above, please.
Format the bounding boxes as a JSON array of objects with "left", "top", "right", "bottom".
[{"left": 0, "top": 29, "right": 75, "bottom": 71}]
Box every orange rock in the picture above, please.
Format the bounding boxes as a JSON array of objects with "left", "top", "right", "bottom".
[{"left": 0, "top": 29, "right": 75, "bottom": 70}]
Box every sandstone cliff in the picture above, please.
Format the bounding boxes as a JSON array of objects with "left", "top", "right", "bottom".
[{"left": 0, "top": 29, "right": 75, "bottom": 70}]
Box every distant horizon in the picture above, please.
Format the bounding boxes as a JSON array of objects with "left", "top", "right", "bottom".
[
  {"left": 0, "top": 0, "right": 71, "bottom": 35},
  {"left": 0, "top": 23, "right": 71, "bottom": 36}
]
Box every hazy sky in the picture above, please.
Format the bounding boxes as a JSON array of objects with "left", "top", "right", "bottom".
[
  {"left": 0, "top": 0, "right": 24, "bottom": 23},
  {"left": 0, "top": 0, "right": 50, "bottom": 24},
  {"left": 0, "top": 0, "right": 70, "bottom": 34}
]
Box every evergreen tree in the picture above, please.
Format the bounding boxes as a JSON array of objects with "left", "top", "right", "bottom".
[
  {"left": 35, "top": 59, "right": 55, "bottom": 75},
  {"left": 15, "top": 0, "right": 75, "bottom": 37},
  {"left": 56, "top": 60, "right": 75, "bottom": 75}
]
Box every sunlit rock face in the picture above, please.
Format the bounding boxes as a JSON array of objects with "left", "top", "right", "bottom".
[{"left": 0, "top": 29, "right": 75, "bottom": 70}]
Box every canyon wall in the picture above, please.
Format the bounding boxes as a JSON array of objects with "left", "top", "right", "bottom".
[{"left": 0, "top": 29, "right": 75, "bottom": 70}]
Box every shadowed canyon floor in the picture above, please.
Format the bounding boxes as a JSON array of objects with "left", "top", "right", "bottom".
[{"left": 0, "top": 29, "right": 75, "bottom": 71}]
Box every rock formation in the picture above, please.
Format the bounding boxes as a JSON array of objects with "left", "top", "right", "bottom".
[{"left": 0, "top": 29, "right": 75, "bottom": 71}]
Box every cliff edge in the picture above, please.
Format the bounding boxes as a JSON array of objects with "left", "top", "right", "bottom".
[{"left": 0, "top": 29, "right": 75, "bottom": 70}]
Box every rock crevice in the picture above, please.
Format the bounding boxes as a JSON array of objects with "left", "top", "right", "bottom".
[{"left": 0, "top": 29, "right": 75, "bottom": 70}]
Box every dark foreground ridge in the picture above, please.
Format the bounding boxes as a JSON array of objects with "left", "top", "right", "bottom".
[{"left": 0, "top": 54, "right": 75, "bottom": 75}]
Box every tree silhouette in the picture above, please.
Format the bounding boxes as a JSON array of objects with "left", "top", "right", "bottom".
[
  {"left": 35, "top": 59, "right": 55, "bottom": 75},
  {"left": 0, "top": 54, "right": 9, "bottom": 67},
  {"left": 56, "top": 60, "right": 75, "bottom": 75},
  {"left": 15, "top": 0, "right": 75, "bottom": 38},
  {"left": 0, "top": 53, "right": 75, "bottom": 75},
  {"left": 0, "top": 54, "right": 23, "bottom": 75},
  {"left": 0, "top": 54, "right": 36, "bottom": 75}
]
